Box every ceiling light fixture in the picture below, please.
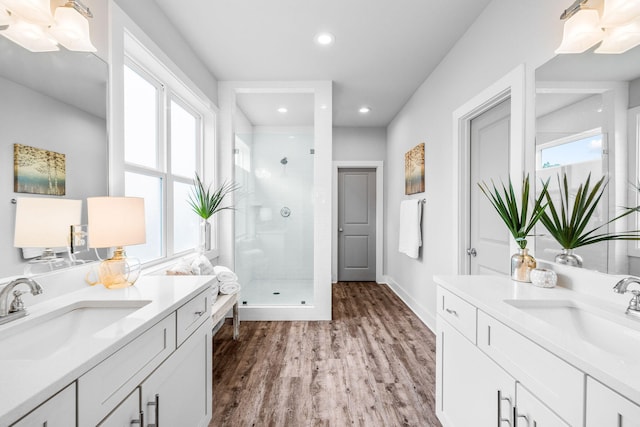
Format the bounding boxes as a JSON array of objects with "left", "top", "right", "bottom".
[
  {"left": 315, "top": 32, "right": 335, "bottom": 46},
  {"left": 0, "top": 0, "right": 96, "bottom": 52},
  {"left": 277, "top": 107, "right": 288, "bottom": 113},
  {"left": 359, "top": 106, "right": 371, "bottom": 114},
  {"left": 556, "top": 0, "right": 640, "bottom": 54}
]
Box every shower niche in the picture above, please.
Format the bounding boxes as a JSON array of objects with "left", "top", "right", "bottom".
[{"left": 234, "top": 93, "right": 315, "bottom": 307}]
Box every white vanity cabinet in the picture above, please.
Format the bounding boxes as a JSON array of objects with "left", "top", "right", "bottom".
[
  {"left": 79, "top": 288, "right": 212, "bottom": 426},
  {"left": 586, "top": 377, "right": 640, "bottom": 426},
  {"left": 436, "top": 318, "right": 515, "bottom": 426},
  {"left": 141, "top": 320, "right": 212, "bottom": 427},
  {"left": 436, "top": 286, "right": 582, "bottom": 427},
  {"left": 11, "top": 383, "right": 76, "bottom": 427}
]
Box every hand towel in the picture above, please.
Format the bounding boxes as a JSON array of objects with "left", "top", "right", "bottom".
[
  {"left": 213, "top": 265, "right": 238, "bottom": 282},
  {"left": 211, "top": 282, "right": 219, "bottom": 304},
  {"left": 398, "top": 199, "right": 423, "bottom": 259},
  {"left": 219, "top": 281, "right": 241, "bottom": 295}
]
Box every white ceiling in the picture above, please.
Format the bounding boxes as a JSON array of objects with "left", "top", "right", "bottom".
[
  {"left": 236, "top": 93, "right": 314, "bottom": 127},
  {"left": 154, "top": 0, "right": 493, "bottom": 127}
]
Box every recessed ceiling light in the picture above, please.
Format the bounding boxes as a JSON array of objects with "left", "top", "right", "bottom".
[
  {"left": 359, "top": 106, "right": 371, "bottom": 114},
  {"left": 277, "top": 107, "right": 288, "bottom": 113},
  {"left": 315, "top": 32, "right": 335, "bottom": 46},
  {"left": 320, "top": 104, "right": 328, "bottom": 110}
]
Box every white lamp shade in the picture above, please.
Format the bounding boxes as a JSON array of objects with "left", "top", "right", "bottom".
[
  {"left": 48, "top": 6, "right": 96, "bottom": 52},
  {"left": 600, "top": 0, "right": 640, "bottom": 28},
  {"left": 0, "top": 17, "right": 58, "bottom": 52},
  {"left": 0, "top": 0, "right": 52, "bottom": 24},
  {"left": 14, "top": 197, "right": 82, "bottom": 248},
  {"left": 88, "top": 197, "right": 146, "bottom": 248},
  {"left": 555, "top": 9, "right": 604, "bottom": 54}
]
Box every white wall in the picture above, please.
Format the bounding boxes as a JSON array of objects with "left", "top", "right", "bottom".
[
  {"left": 631, "top": 77, "right": 640, "bottom": 108},
  {"left": 0, "top": 77, "right": 107, "bottom": 277},
  {"left": 384, "top": 0, "right": 562, "bottom": 329},
  {"left": 113, "top": 0, "right": 218, "bottom": 104},
  {"left": 333, "top": 127, "right": 386, "bottom": 161}
]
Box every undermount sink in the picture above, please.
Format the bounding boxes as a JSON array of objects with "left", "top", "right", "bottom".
[
  {"left": 503, "top": 299, "right": 640, "bottom": 361},
  {"left": 0, "top": 300, "right": 151, "bottom": 361}
]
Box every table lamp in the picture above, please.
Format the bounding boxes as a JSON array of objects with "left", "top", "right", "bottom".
[
  {"left": 87, "top": 196, "right": 146, "bottom": 289},
  {"left": 14, "top": 197, "right": 82, "bottom": 273}
]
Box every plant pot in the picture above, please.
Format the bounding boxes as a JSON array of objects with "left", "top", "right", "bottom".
[
  {"left": 555, "top": 249, "right": 583, "bottom": 268},
  {"left": 199, "top": 219, "right": 211, "bottom": 254},
  {"left": 511, "top": 248, "right": 536, "bottom": 282}
]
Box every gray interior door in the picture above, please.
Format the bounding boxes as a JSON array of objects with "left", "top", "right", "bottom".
[{"left": 338, "top": 168, "right": 376, "bottom": 281}]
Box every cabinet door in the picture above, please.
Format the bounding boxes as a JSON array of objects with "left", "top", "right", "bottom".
[
  {"left": 98, "top": 388, "right": 141, "bottom": 427},
  {"left": 515, "top": 384, "right": 569, "bottom": 427},
  {"left": 586, "top": 377, "right": 640, "bottom": 426},
  {"left": 12, "top": 383, "right": 75, "bottom": 427},
  {"left": 141, "top": 320, "right": 212, "bottom": 427},
  {"left": 437, "top": 317, "right": 515, "bottom": 426}
]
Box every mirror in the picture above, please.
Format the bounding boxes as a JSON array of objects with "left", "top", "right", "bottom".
[
  {"left": 535, "top": 45, "right": 640, "bottom": 274},
  {"left": 0, "top": 36, "right": 109, "bottom": 278}
]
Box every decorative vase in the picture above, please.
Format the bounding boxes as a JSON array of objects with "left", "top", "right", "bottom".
[
  {"left": 511, "top": 248, "right": 536, "bottom": 282},
  {"left": 555, "top": 249, "right": 583, "bottom": 268},
  {"left": 199, "top": 219, "right": 211, "bottom": 253},
  {"left": 530, "top": 268, "right": 557, "bottom": 288}
]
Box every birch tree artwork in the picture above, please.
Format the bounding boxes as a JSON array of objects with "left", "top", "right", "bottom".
[
  {"left": 14, "top": 144, "right": 66, "bottom": 195},
  {"left": 404, "top": 142, "right": 425, "bottom": 195}
]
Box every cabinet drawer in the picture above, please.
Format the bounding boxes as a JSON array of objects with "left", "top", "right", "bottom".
[
  {"left": 78, "top": 313, "right": 176, "bottom": 427},
  {"left": 586, "top": 377, "right": 640, "bottom": 426},
  {"left": 177, "top": 289, "right": 210, "bottom": 346},
  {"left": 12, "top": 383, "right": 76, "bottom": 426},
  {"left": 477, "top": 311, "right": 584, "bottom": 427},
  {"left": 437, "top": 287, "right": 477, "bottom": 343}
]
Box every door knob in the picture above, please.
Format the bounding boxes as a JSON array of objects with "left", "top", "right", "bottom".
[
  {"left": 467, "top": 248, "right": 477, "bottom": 257},
  {"left": 339, "top": 228, "right": 344, "bottom": 232}
]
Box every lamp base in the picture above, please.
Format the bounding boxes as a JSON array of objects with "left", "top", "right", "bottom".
[{"left": 88, "top": 247, "right": 141, "bottom": 289}]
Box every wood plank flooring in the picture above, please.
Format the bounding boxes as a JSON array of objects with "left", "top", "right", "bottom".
[{"left": 211, "top": 282, "right": 442, "bottom": 427}]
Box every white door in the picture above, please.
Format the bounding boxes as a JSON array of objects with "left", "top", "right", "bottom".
[
  {"left": 338, "top": 168, "right": 376, "bottom": 281},
  {"left": 469, "top": 99, "right": 511, "bottom": 275}
]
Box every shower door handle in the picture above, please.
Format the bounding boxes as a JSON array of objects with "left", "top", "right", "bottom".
[{"left": 339, "top": 228, "right": 343, "bottom": 232}]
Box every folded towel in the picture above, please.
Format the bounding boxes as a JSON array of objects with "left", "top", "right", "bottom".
[
  {"left": 219, "top": 281, "right": 241, "bottom": 295},
  {"left": 211, "top": 282, "right": 219, "bottom": 304},
  {"left": 213, "top": 265, "right": 238, "bottom": 282},
  {"left": 398, "top": 199, "right": 423, "bottom": 259}
]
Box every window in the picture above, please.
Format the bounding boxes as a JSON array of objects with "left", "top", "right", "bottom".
[
  {"left": 630, "top": 107, "right": 640, "bottom": 255},
  {"left": 123, "top": 58, "right": 204, "bottom": 264}
]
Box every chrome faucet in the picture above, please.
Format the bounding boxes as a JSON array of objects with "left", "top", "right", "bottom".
[
  {"left": 0, "top": 277, "right": 43, "bottom": 324},
  {"left": 613, "top": 277, "right": 640, "bottom": 318}
]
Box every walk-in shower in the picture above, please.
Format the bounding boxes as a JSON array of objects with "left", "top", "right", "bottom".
[{"left": 234, "top": 130, "right": 314, "bottom": 306}]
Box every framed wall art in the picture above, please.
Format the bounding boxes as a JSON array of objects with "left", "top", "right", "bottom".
[
  {"left": 405, "top": 142, "right": 425, "bottom": 195},
  {"left": 14, "top": 143, "right": 66, "bottom": 196}
]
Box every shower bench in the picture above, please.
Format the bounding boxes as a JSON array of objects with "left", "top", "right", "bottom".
[{"left": 212, "top": 292, "right": 240, "bottom": 340}]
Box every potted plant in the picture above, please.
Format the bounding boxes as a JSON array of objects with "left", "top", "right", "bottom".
[
  {"left": 188, "top": 173, "right": 239, "bottom": 253},
  {"left": 478, "top": 174, "right": 549, "bottom": 282},
  {"left": 539, "top": 173, "right": 638, "bottom": 267}
]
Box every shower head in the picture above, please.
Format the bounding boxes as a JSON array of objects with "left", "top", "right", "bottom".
[{"left": 280, "top": 157, "right": 288, "bottom": 165}]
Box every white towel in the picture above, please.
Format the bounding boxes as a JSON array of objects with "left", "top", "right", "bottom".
[
  {"left": 398, "top": 199, "right": 423, "bottom": 259},
  {"left": 213, "top": 265, "right": 238, "bottom": 282},
  {"left": 211, "top": 282, "right": 219, "bottom": 304},
  {"left": 219, "top": 281, "right": 241, "bottom": 295}
]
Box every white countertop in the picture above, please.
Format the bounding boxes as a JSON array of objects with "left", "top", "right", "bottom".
[
  {"left": 0, "top": 275, "right": 212, "bottom": 424},
  {"left": 434, "top": 275, "right": 640, "bottom": 404}
]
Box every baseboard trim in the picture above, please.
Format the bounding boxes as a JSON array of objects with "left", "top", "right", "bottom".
[{"left": 383, "top": 275, "right": 436, "bottom": 333}]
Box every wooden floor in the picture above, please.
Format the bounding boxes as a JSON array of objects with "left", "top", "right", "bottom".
[{"left": 211, "top": 282, "right": 442, "bottom": 427}]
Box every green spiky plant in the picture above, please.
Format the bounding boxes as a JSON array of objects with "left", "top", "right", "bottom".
[
  {"left": 188, "top": 173, "right": 239, "bottom": 220},
  {"left": 539, "top": 173, "right": 639, "bottom": 249},
  {"left": 478, "top": 174, "right": 550, "bottom": 250}
]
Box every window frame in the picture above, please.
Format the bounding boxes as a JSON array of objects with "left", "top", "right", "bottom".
[{"left": 628, "top": 106, "right": 640, "bottom": 257}]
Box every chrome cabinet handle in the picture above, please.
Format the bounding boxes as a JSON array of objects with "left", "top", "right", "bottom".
[
  {"left": 497, "top": 390, "right": 512, "bottom": 426},
  {"left": 445, "top": 308, "right": 458, "bottom": 316},
  {"left": 130, "top": 411, "right": 144, "bottom": 426},
  {"left": 147, "top": 394, "right": 160, "bottom": 427},
  {"left": 339, "top": 228, "right": 344, "bottom": 232},
  {"left": 195, "top": 310, "right": 205, "bottom": 316},
  {"left": 467, "top": 248, "right": 477, "bottom": 257},
  {"left": 513, "top": 407, "right": 528, "bottom": 427}
]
